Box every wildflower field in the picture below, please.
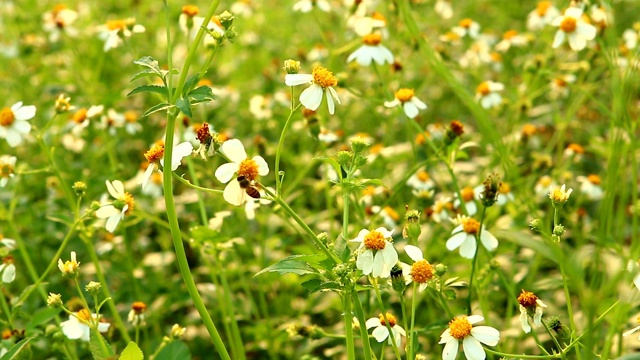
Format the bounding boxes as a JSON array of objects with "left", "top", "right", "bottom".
[{"left": 1, "top": 0, "right": 640, "bottom": 359}]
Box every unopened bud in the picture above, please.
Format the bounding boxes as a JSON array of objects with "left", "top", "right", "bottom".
[
  {"left": 283, "top": 59, "right": 301, "bottom": 74},
  {"left": 529, "top": 218, "right": 543, "bottom": 232}
]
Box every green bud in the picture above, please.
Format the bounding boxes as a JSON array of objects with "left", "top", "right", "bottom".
[
  {"left": 553, "top": 224, "right": 565, "bottom": 237},
  {"left": 349, "top": 136, "right": 370, "bottom": 154},
  {"left": 403, "top": 209, "right": 422, "bottom": 240},
  {"left": 435, "top": 263, "right": 448, "bottom": 276},
  {"left": 73, "top": 181, "right": 87, "bottom": 196},
  {"left": 85, "top": 281, "right": 102, "bottom": 294},
  {"left": 390, "top": 264, "right": 406, "bottom": 294},
  {"left": 489, "top": 259, "right": 500, "bottom": 270},
  {"left": 334, "top": 151, "right": 353, "bottom": 169},
  {"left": 529, "top": 218, "right": 543, "bottom": 232},
  {"left": 283, "top": 59, "right": 301, "bottom": 74},
  {"left": 218, "top": 11, "right": 235, "bottom": 28}
]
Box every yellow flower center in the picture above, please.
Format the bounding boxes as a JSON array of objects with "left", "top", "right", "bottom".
[
  {"left": 311, "top": 66, "right": 337, "bottom": 89},
  {"left": 121, "top": 193, "right": 135, "bottom": 215},
  {"left": 132, "top": 301, "right": 147, "bottom": 314},
  {"left": 567, "top": 143, "right": 584, "bottom": 153},
  {"left": 522, "top": 124, "right": 537, "bottom": 136},
  {"left": 476, "top": 82, "right": 490, "bottom": 96},
  {"left": 417, "top": 171, "right": 430, "bottom": 182},
  {"left": 378, "top": 313, "right": 397, "bottom": 327},
  {"left": 499, "top": 182, "right": 511, "bottom": 194},
  {"left": 124, "top": 111, "right": 138, "bottom": 123},
  {"left": 363, "top": 33, "right": 382, "bottom": 46},
  {"left": 0, "top": 162, "right": 14, "bottom": 178},
  {"left": 587, "top": 174, "right": 601, "bottom": 185},
  {"left": 238, "top": 158, "right": 260, "bottom": 181},
  {"left": 72, "top": 108, "right": 87, "bottom": 124},
  {"left": 560, "top": 17, "right": 577, "bottom": 33},
  {"left": 151, "top": 172, "right": 163, "bottom": 185},
  {"left": 503, "top": 30, "right": 518, "bottom": 40},
  {"left": 636, "top": 316, "right": 640, "bottom": 325},
  {"left": 181, "top": 5, "right": 199, "bottom": 16},
  {"left": 554, "top": 77, "right": 568, "bottom": 87},
  {"left": 106, "top": 19, "right": 127, "bottom": 31},
  {"left": 52, "top": 4, "right": 67, "bottom": 17},
  {"left": 459, "top": 18, "right": 473, "bottom": 28},
  {"left": 518, "top": 290, "right": 538, "bottom": 308},
  {"left": 372, "top": 12, "right": 386, "bottom": 23},
  {"left": 363, "top": 230, "right": 386, "bottom": 250},
  {"left": 462, "top": 218, "right": 480, "bottom": 234},
  {"left": 448, "top": 316, "right": 472, "bottom": 340},
  {"left": 1, "top": 329, "right": 11, "bottom": 339},
  {"left": 61, "top": 260, "right": 79, "bottom": 275},
  {"left": 144, "top": 142, "right": 165, "bottom": 163},
  {"left": 0, "top": 108, "right": 15, "bottom": 127},
  {"left": 490, "top": 52, "right": 502, "bottom": 63},
  {"left": 77, "top": 309, "right": 92, "bottom": 322},
  {"left": 395, "top": 88, "right": 414, "bottom": 102},
  {"left": 411, "top": 260, "right": 434, "bottom": 283},
  {"left": 536, "top": 1, "right": 552, "bottom": 16},
  {"left": 538, "top": 176, "right": 552, "bottom": 187},
  {"left": 461, "top": 187, "right": 475, "bottom": 201},
  {"left": 383, "top": 206, "right": 400, "bottom": 220}
]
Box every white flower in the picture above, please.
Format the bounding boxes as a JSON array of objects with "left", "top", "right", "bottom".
[
  {"left": 551, "top": 7, "right": 597, "bottom": 51},
  {"left": 214, "top": 139, "right": 269, "bottom": 206},
  {"left": 97, "top": 18, "right": 145, "bottom": 52},
  {"left": 475, "top": 81, "right": 504, "bottom": 109},
  {"left": 623, "top": 28, "right": 638, "bottom": 50},
  {"left": 61, "top": 309, "right": 110, "bottom": 342},
  {"left": 350, "top": 227, "right": 398, "bottom": 278},
  {"left": 452, "top": 18, "right": 480, "bottom": 39},
  {"left": 347, "top": 33, "right": 394, "bottom": 66},
  {"left": 549, "top": 74, "right": 577, "bottom": 99},
  {"left": 406, "top": 170, "right": 435, "bottom": 191},
  {"left": 439, "top": 315, "right": 500, "bottom": 360},
  {"left": 0, "top": 155, "right": 17, "bottom": 187},
  {"left": 535, "top": 176, "right": 556, "bottom": 198},
  {"left": 42, "top": 5, "right": 78, "bottom": 42},
  {"left": 140, "top": 141, "right": 193, "bottom": 190},
  {"left": 249, "top": 94, "right": 273, "bottom": 120},
  {"left": 517, "top": 290, "right": 547, "bottom": 333},
  {"left": 318, "top": 127, "right": 339, "bottom": 143},
  {"left": 0, "top": 257, "right": 15, "bottom": 283},
  {"left": 285, "top": 66, "right": 341, "bottom": 115},
  {"left": 384, "top": 88, "right": 427, "bottom": 119},
  {"left": 347, "top": 9, "right": 386, "bottom": 37},
  {"left": 293, "top": 0, "right": 330, "bottom": 13},
  {"left": 366, "top": 313, "right": 406, "bottom": 345},
  {"left": 57, "top": 251, "right": 80, "bottom": 276},
  {"left": 446, "top": 215, "right": 498, "bottom": 259},
  {"left": 431, "top": 196, "right": 452, "bottom": 223},
  {"left": 0, "top": 102, "right": 35, "bottom": 147},
  {"left": 435, "top": 0, "right": 453, "bottom": 20},
  {"left": 453, "top": 187, "right": 478, "bottom": 216},
  {"left": 548, "top": 184, "right": 573, "bottom": 205},
  {"left": 577, "top": 174, "right": 604, "bottom": 201},
  {"left": 370, "top": 206, "right": 400, "bottom": 231},
  {"left": 527, "top": 1, "right": 560, "bottom": 31},
  {"left": 495, "top": 30, "right": 529, "bottom": 52},
  {"left": 402, "top": 245, "right": 434, "bottom": 291},
  {"left": 95, "top": 180, "right": 134, "bottom": 233}
]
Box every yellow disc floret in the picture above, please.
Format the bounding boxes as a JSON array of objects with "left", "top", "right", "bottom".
[
  {"left": 312, "top": 66, "right": 337, "bottom": 89},
  {"left": 560, "top": 17, "right": 577, "bottom": 33},
  {"left": 411, "top": 260, "right": 434, "bottom": 283},
  {"left": 461, "top": 187, "right": 475, "bottom": 202},
  {"left": 144, "top": 142, "right": 165, "bottom": 163},
  {"left": 448, "top": 316, "right": 472, "bottom": 340},
  {"left": 0, "top": 108, "right": 14, "bottom": 127},
  {"left": 462, "top": 217, "right": 480, "bottom": 235},
  {"left": 378, "top": 313, "right": 397, "bottom": 327},
  {"left": 395, "top": 88, "right": 415, "bottom": 103},
  {"left": 363, "top": 230, "right": 386, "bottom": 250},
  {"left": 363, "top": 33, "right": 382, "bottom": 46},
  {"left": 237, "top": 159, "right": 260, "bottom": 180},
  {"left": 537, "top": 1, "right": 552, "bottom": 16},
  {"left": 77, "top": 309, "right": 92, "bottom": 322},
  {"left": 476, "top": 82, "right": 490, "bottom": 96}
]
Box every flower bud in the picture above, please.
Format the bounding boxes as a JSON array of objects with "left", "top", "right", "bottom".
[
  {"left": 85, "top": 281, "right": 102, "bottom": 294},
  {"left": 553, "top": 224, "right": 565, "bottom": 237},
  {"left": 390, "top": 264, "right": 406, "bottom": 294},
  {"left": 47, "top": 293, "right": 63, "bottom": 308},
  {"left": 218, "top": 11, "right": 235, "bottom": 29},
  {"left": 283, "top": 59, "right": 301, "bottom": 74},
  {"left": 435, "top": 263, "right": 448, "bottom": 276},
  {"left": 529, "top": 218, "right": 543, "bottom": 232},
  {"left": 72, "top": 181, "right": 87, "bottom": 197}
]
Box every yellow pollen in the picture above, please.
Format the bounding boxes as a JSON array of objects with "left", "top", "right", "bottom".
[
  {"left": 106, "top": 19, "right": 127, "bottom": 31},
  {"left": 378, "top": 313, "right": 397, "bottom": 327},
  {"left": 395, "top": 88, "right": 414, "bottom": 102},
  {"left": 0, "top": 108, "right": 15, "bottom": 127},
  {"left": 459, "top": 18, "right": 473, "bottom": 28},
  {"left": 503, "top": 30, "right": 518, "bottom": 40},
  {"left": 587, "top": 174, "right": 601, "bottom": 184},
  {"left": 311, "top": 66, "right": 337, "bottom": 89},
  {"left": 237, "top": 159, "right": 260, "bottom": 180},
  {"left": 371, "top": 12, "right": 386, "bottom": 23},
  {"left": 144, "top": 143, "right": 165, "bottom": 163},
  {"left": 363, "top": 33, "right": 382, "bottom": 46},
  {"left": 72, "top": 108, "right": 87, "bottom": 123},
  {"left": 363, "top": 230, "right": 386, "bottom": 250},
  {"left": 539, "top": 176, "right": 552, "bottom": 187},
  {"left": 554, "top": 78, "right": 568, "bottom": 87},
  {"left": 448, "top": 316, "right": 472, "bottom": 340},
  {"left": 476, "top": 82, "right": 490, "bottom": 96},
  {"left": 537, "top": 1, "right": 552, "bottom": 16},
  {"left": 181, "top": 5, "right": 199, "bottom": 16},
  {"left": 522, "top": 124, "right": 537, "bottom": 136},
  {"left": 124, "top": 111, "right": 138, "bottom": 123},
  {"left": 445, "top": 31, "right": 461, "bottom": 41},
  {"left": 77, "top": 309, "right": 92, "bottom": 322},
  {"left": 499, "top": 182, "right": 511, "bottom": 194},
  {"left": 411, "top": 260, "right": 434, "bottom": 283},
  {"left": 461, "top": 187, "right": 475, "bottom": 201},
  {"left": 132, "top": 301, "right": 147, "bottom": 314},
  {"left": 517, "top": 290, "right": 538, "bottom": 308},
  {"left": 0, "top": 163, "right": 14, "bottom": 178},
  {"left": 490, "top": 52, "right": 502, "bottom": 63},
  {"left": 383, "top": 206, "right": 400, "bottom": 220},
  {"left": 52, "top": 4, "right": 66, "bottom": 17},
  {"left": 417, "top": 171, "right": 430, "bottom": 182},
  {"left": 122, "top": 193, "right": 135, "bottom": 215},
  {"left": 151, "top": 172, "right": 163, "bottom": 185},
  {"left": 560, "top": 17, "right": 577, "bottom": 33},
  {"left": 462, "top": 218, "right": 480, "bottom": 234},
  {"left": 567, "top": 143, "right": 584, "bottom": 154}
]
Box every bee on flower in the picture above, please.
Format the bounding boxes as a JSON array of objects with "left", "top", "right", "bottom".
[
  {"left": 97, "top": 18, "right": 145, "bottom": 52},
  {"left": 61, "top": 308, "right": 110, "bottom": 342},
  {"left": 293, "top": 0, "right": 331, "bottom": 13},
  {"left": 350, "top": 227, "right": 398, "bottom": 278},
  {"left": 285, "top": 66, "right": 341, "bottom": 114},
  {"left": 0, "top": 155, "right": 16, "bottom": 188},
  {"left": 0, "top": 101, "right": 36, "bottom": 147},
  {"left": 517, "top": 290, "right": 547, "bottom": 333},
  {"left": 347, "top": 33, "right": 394, "bottom": 66},
  {"left": 551, "top": 7, "right": 597, "bottom": 51},
  {"left": 384, "top": 88, "right": 427, "bottom": 119},
  {"left": 140, "top": 140, "right": 193, "bottom": 190},
  {"left": 446, "top": 215, "right": 498, "bottom": 259},
  {"left": 577, "top": 174, "right": 604, "bottom": 201},
  {"left": 527, "top": 1, "right": 561, "bottom": 31},
  {"left": 401, "top": 245, "right": 434, "bottom": 291},
  {"left": 475, "top": 81, "right": 504, "bottom": 109},
  {"left": 95, "top": 180, "right": 135, "bottom": 233},
  {"left": 214, "top": 139, "right": 269, "bottom": 206},
  {"left": 42, "top": 4, "right": 78, "bottom": 42},
  {"left": 439, "top": 315, "right": 500, "bottom": 360},
  {"left": 366, "top": 313, "right": 406, "bottom": 345},
  {"left": 452, "top": 18, "right": 480, "bottom": 39}
]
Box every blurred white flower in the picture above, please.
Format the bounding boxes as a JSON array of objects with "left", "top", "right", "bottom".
[
  {"left": 551, "top": 7, "right": 596, "bottom": 51},
  {"left": 0, "top": 101, "right": 36, "bottom": 147},
  {"left": 285, "top": 66, "right": 341, "bottom": 114}
]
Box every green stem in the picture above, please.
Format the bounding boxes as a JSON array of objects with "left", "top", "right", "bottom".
[
  {"left": 343, "top": 292, "right": 356, "bottom": 360},
  {"left": 0, "top": 287, "right": 12, "bottom": 324},
  {"left": 371, "top": 278, "right": 402, "bottom": 360},
  {"left": 408, "top": 282, "right": 418, "bottom": 360},
  {"left": 542, "top": 320, "right": 566, "bottom": 359},
  {"left": 484, "top": 348, "right": 562, "bottom": 359},
  {"left": 275, "top": 101, "right": 302, "bottom": 194},
  {"left": 350, "top": 291, "right": 373, "bottom": 359}
]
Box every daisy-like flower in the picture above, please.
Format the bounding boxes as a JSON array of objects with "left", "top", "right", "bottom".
[
  {"left": 435, "top": 0, "right": 453, "bottom": 20},
  {"left": 551, "top": 7, "right": 597, "bottom": 51},
  {"left": 140, "top": 141, "right": 193, "bottom": 190},
  {"left": 495, "top": 30, "right": 529, "bottom": 52},
  {"left": 431, "top": 196, "right": 453, "bottom": 223},
  {"left": 517, "top": 290, "right": 547, "bottom": 333},
  {"left": 123, "top": 111, "right": 142, "bottom": 135},
  {"left": 285, "top": 66, "right": 341, "bottom": 114},
  {"left": 0, "top": 255, "right": 16, "bottom": 283},
  {"left": 439, "top": 315, "right": 500, "bottom": 360},
  {"left": 623, "top": 26, "right": 639, "bottom": 50},
  {"left": 350, "top": 227, "right": 398, "bottom": 278},
  {"left": 366, "top": 313, "right": 406, "bottom": 345},
  {"left": 347, "top": 33, "right": 394, "bottom": 66},
  {"left": 623, "top": 316, "right": 640, "bottom": 340},
  {"left": 446, "top": 215, "right": 498, "bottom": 259},
  {"left": 42, "top": 4, "right": 78, "bottom": 42},
  {"left": 128, "top": 301, "right": 147, "bottom": 327},
  {"left": 548, "top": 184, "right": 573, "bottom": 206},
  {"left": 475, "top": 81, "right": 504, "bottom": 109},
  {"left": 549, "top": 74, "right": 577, "bottom": 99},
  {"left": 97, "top": 18, "right": 145, "bottom": 52},
  {"left": 95, "top": 180, "right": 135, "bottom": 233},
  {"left": 454, "top": 186, "right": 478, "bottom": 216},
  {"left": 0, "top": 102, "right": 36, "bottom": 147},
  {"left": 406, "top": 170, "right": 435, "bottom": 192},
  {"left": 384, "top": 88, "right": 427, "bottom": 119},
  {"left": 402, "top": 245, "right": 434, "bottom": 291},
  {"left": 318, "top": 127, "right": 339, "bottom": 143},
  {"left": 535, "top": 176, "right": 556, "bottom": 198},
  {"left": 452, "top": 18, "right": 481, "bottom": 39},
  {"left": 370, "top": 206, "right": 400, "bottom": 231},
  {"left": 577, "top": 174, "right": 604, "bottom": 201},
  {"left": 69, "top": 105, "right": 103, "bottom": 135},
  {"left": 293, "top": 0, "right": 330, "bottom": 13},
  {"left": 61, "top": 308, "right": 110, "bottom": 342},
  {"left": 527, "top": 1, "right": 561, "bottom": 31},
  {"left": 178, "top": 5, "right": 200, "bottom": 35},
  {"left": 58, "top": 251, "right": 80, "bottom": 276},
  {"left": 0, "top": 155, "right": 16, "bottom": 187},
  {"left": 214, "top": 139, "right": 269, "bottom": 206},
  {"left": 347, "top": 10, "right": 386, "bottom": 37}
]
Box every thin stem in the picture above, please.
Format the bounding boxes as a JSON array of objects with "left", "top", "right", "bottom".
[
  {"left": 350, "top": 291, "right": 373, "bottom": 359},
  {"left": 371, "top": 277, "right": 402, "bottom": 360},
  {"left": 343, "top": 292, "right": 356, "bottom": 360},
  {"left": 275, "top": 100, "right": 302, "bottom": 194},
  {"left": 467, "top": 206, "right": 487, "bottom": 315},
  {"left": 408, "top": 282, "right": 418, "bottom": 360}
]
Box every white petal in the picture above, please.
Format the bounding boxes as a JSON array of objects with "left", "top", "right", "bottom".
[
  {"left": 372, "top": 326, "right": 389, "bottom": 342},
  {"left": 223, "top": 179, "right": 246, "bottom": 206},
  {"left": 520, "top": 308, "right": 531, "bottom": 333},
  {"left": 325, "top": 88, "right": 335, "bottom": 115},
  {"left": 347, "top": 47, "right": 365, "bottom": 64},
  {"left": 384, "top": 99, "right": 400, "bottom": 108},
  {"left": 467, "top": 315, "right": 484, "bottom": 325},
  {"left": 442, "top": 338, "right": 459, "bottom": 360},
  {"left": 220, "top": 139, "right": 247, "bottom": 163},
  {"left": 97, "top": 322, "right": 111, "bottom": 333},
  {"left": 462, "top": 336, "right": 486, "bottom": 360},
  {"left": 377, "top": 46, "right": 394, "bottom": 64},
  {"left": 446, "top": 232, "right": 467, "bottom": 250},
  {"left": 552, "top": 30, "right": 566, "bottom": 48},
  {"left": 105, "top": 214, "right": 122, "bottom": 233},
  {"left": 285, "top": 73, "right": 314, "bottom": 86},
  {"left": 140, "top": 164, "right": 155, "bottom": 189},
  {"left": 170, "top": 142, "right": 193, "bottom": 171},
  {"left": 95, "top": 205, "right": 119, "bottom": 219},
  {"left": 5, "top": 129, "right": 23, "bottom": 147},
  {"left": 252, "top": 156, "right": 270, "bottom": 176},
  {"left": 403, "top": 102, "right": 419, "bottom": 118},
  {"left": 215, "top": 162, "right": 240, "bottom": 184},
  {"left": 411, "top": 97, "right": 428, "bottom": 109},
  {"left": 404, "top": 245, "right": 423, "bottom": 262},
  {"left": 12, "top": 105, "right": 36, "bottom": 120},
  {"left": 374, "top": 227, "right": 393, "bottom": 238},
  {"left": 623, "top": 325, "right": 640, "bottom": 337},
  {"left": 1, "top": 264, "right": 15, "bottom": 283},
  {"left": 371, "top": 251, "right": 385, "bottom": 277},
  {"left": 61, "top": 320, "right": 84, "bottom": 340},
  {"left": 357, "top": 249, "right": 374, "bottom": 275},
  {"left": 365, "top": 318, "right": 381, "bottom": 329},
  {"left": 459, "top": 236, "right": 477, "bottom": 259},
  {"left": 381, "top": 244, "right": 398, "bottom": 267},
  {"left": 565, "top": 7, "right": 583, "bottom": 19},
  {"left": 12, "top": 119, "right": 31, "bottom": 134},
  {"left": 480, "top": 230, "right": 498, "bottom": 252},
  {"left": 471, "top": 326, "right": 500, "bottom": 346},
  {"left": 633, "top": 273, "right": 640, "bottom": 291},
  {"left": 299, "top": 84, "right": 323, "bottom": 111},
  {"left": 568, "top": 32, "right": 586, "bottom": 51},
  {"left": 106, "top": 180, "right": 123, "bottom": 198},
  {"left": 327, "top": 86, "right": 341, "bottom": 105},
  {"left": 1, "top": 239, "right": 16, "bottom": 250}
]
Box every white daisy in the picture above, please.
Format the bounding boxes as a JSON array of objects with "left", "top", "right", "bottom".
[
  {"left": 384, "top": 88, "right": 427, "bottom": 119},
  {"left": 475, "top": 81, "right": 504, "bottom": 109},
  {"left": 406, "top": 170, "right": 435, "bottom": 192},
  {"left": 293, "top": 0, "right": 330, "bottom": 13},
  {"left": 97, "top": 18, "right": 145, "bottom": 52},
  {"left": 527, "top": 1, "right": 560, "bottom": 31},
  {"left": 365, "top": 313, "right": 406, "bottom": 345},
  {"left": 95, "top": 180, "right": 134, "bottom": 233},
  {"left": 214, "top": 139, "right": 269, "bottom": 206},
  {"left": 401, "top": 245, "right": 434, "bottom": 291},
  {"left": 347, "top": 33, "right": 394, "bottom": 66},
  {"left": 495, "top": 30, "right": 529, "bottom": 52},
  {"left": 551, "top": 7, "right": 597, "bottom": 51},
  {"left": 453, "top": 186, "right": 478, "bottom": 216},
  {"left": 548, "top": 184, "right": 573, "bottom": 205},
  {"left": 0, "top": 101, "right": 36, "bottom": 147},
  {"left": 140, "top": 141, "right": 193, "bottom": 190},
  {"left": 42, "top": 4, "right": 78, "bottom": 42},
  {"left": 0, "top": 155, "right": 17, "bottom": 187},
  {"left": 577, "top": 174, "right": 604, "bottom": 201},
  {"left": 452, "top": 18, "right": 480, "bottom": 39},
  {"left": 350, "top": 227, "right": 398, "bottom": 278},
  {"left": 446, "top": 215, "right": 498, "bottom": 259},
  {"left": 439, "top": 315, "right": 500, "bottom": 360},
  {"left": 347, "top": 9, "right": 386, "bottom": 37},
  {"left": 61, "top": 309, "right": 111, "bottom": 342},
  {"left": 285, "top": 66, "right": 341, "bottom": 115},
  {"left": 517, "top": 290, "right": 547, "bottom": 334}
]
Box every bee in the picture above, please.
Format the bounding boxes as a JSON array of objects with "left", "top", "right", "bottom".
[{"left": 237, "top": 175, "right": 261, "bottom": 199}]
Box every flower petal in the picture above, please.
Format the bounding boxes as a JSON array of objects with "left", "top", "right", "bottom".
[
  {"left": 12, "top": 105, "right": 36, "bottom": 121},
  {"left": 215, "top": 162, "right": 240, "bottom": 184},
  {"left": 371, "top": 251, "right": 385, "bottom": 277},
  {"left": 471, "top": 326, "right": 500, "bottom": 346},
  {"left": 446, "top": 232, "right": 467, "bottom": 251},
  {"left": 223, "top": 179, "right": 247, "bottom": 206},
  {"left": 459, "top": 236, "right": 477, "bottom": 259},
  {"left": 480, "top": 230, "right": 498, "bottom": 252},
  {"left": 299, "top": 84, "right": 323, "bottom": 111},
  {"left": 404, "top": 245, "right": 423, "bottom": 262},
  {"left": 365, "top": 318, "right": 381, "bottom": 329},
  {"left": 105, "top": 213, "right": 123, "bottom": 233},
  {"left": 285, "top": 73, "right": 314, "bottom": 86},
  {"left": 403, "top": 102, "right": 419, "bottom": 118},
  {"left": 95, "top": 205, "right": 119, "bottom": 219},
  {"left": 462, "top": 336, "right": 486, "bottom": 360},
  {"left": 220, "top": 139, "right": 247, "bottom": 163},
  {"left": 371, "top": 326, "right": 389, "bottom": 343},
  {"left": 442, "top": 338, "right": 459, "bottom": 360},
  {"left": 325, "top": 88, "right": 335, "bottom": 115},
  {"left": 170, "top": 142, "right": 194, "bottom": 171},
  {"left": 252, "top": 156, "right": 270, "bottom": 176},
  {"left": 357, "top": 249, "right": 374, "bottom": 274},
  {"left": 1, "top": 264, "right": 15, "bottom": 283}
]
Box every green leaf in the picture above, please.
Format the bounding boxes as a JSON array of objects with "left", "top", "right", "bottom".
[
  {"left": 89, "top": 329, "right": 115, "bottom": 360},
  {"left": 119, "top": 342, "right": 144, "bottom": 360},
  {"left": 26, "top": 307, "right": 59, "bottom": 330},
  {"left": 357, "top": 178, "right": 384, "bottom": 188},
  {"left": 130, "top": 69, "right": 163, "bottom": 82},
  {"left": 190, "top": 226, "right": 225, "bottom": 246},
  {"left": 0, "top": 336, "right": 34, "bottom": 360},
  {"left": 301, "top": 279, "right": 341, "bottom": 293},
  {"left": 142, "top": 103, "right": 173, "bottom": 118},
  {"left": 127, "top": 85, "right": 168, "bottom": 98},
  {"left": 175, "top": 97, "right": 193, "bottom": 118},
  {"left": 13, "top": 282, "right": 48, "bottom": 307},
  {"left": 314, "top": 156, "right": 342, "bottom": 181},
  {"left": 255, "top": 255, "right": 321, "bottom": 277},
  {"left": 182, "top": 74, "right": 200, "bottom": 96},
  {"left": 133, "top": 56, "right": 161, "bottom": 74},
  {"left": 155, "top": 341, "right": 191, "bottom": 360}
]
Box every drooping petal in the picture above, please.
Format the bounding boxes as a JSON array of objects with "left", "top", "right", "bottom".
[
  {"left": 519, "top": 308, "right": 531, "bottom": 333},
  {"left": 95, "top": 205, "right": 119, "bottom": 219},
  {"left": 403, "top": 102, "right": 419, "bottom": 118},
  {"left": 105, "top": 213, "right": 123, "bottom": 233},
  {"left": 623, "top": 325, "right": 640, "bottom": 337},
  {"left": 325, "top": 88, "right": 335, "bottom": 115},
  {"left": 411, "top": 97, "right": 428, "bottom": 110},
  {"left": 61, "top": 319, "right": 84, "bottom": 340},
  {"left": 480, "top": 230, "right": 498, "bottom": 252},
  {"left": 462, "top": 336, "right": 485, "bottom": 360},
  {"left": 220, "top": 139, "right": 247, "bottom": 163},
  {"left": 459, "top": 236, "right": 477, "bottom": 259},
  {"left": 471, "top": 326, "right": 500, "bottom": 346},
  {"left": 97, "top": 322, "right": 111, "bottom": 333},
  {"left": 4, "top": 129, "right": 23, "bottom": 147},
  {"left": 568, "top": 32, "right": 586, "bottom": 51},
  {"left": 381, "top": 243, "right": 398, "bottom": 267},
  {"left": 252, "top": 156, "right": 270, "bottom": 176},
  {"left": 365, "top": 317, "right": 381, "bottom": 329},
  {"left": 327, "top": 86, "right": 341, "bottom": 104},
  {"left": 371, "top": 326, "right": 390, "bottom": 342},
  {"left": 356, "top": 249, "right": 374, "bottom": 275},
  {"left": 285, "top": 73, "right": 314, "bottom": 86},
  {"left": 214, "top": 162, "right": 240, "bottom": 184},
  {"left": 384, "top": 99, "right": 400, "bottom": 108},
  {"left": 633, "top": 272, "right": 640, "bottom": 291},
  {"left": 446, "top": 232, "right": 467, "bottom": 251},
  {"left": 170, "top": 142, "right": 194, "bottom": 171},
  {"left": 347, "top": 46, "right": 365, "bottom": 64},
  {"left": 404, "top": 245, "right": 423, "bottom": 262},
  {"left": 106, "top": 180, "right": 124, "bottom": 198},
  {"left": 442, "top": 338, "right": 459, "bottom": 360},
  {"left": 140, "top": 164, "right": 155, "bottom": 189},
  {"left": 377, "top": 45, "right": 394, "bottom": 65},
  {"left": 12, "top": 119, "right": 31, "bottom": 134},
  {"left": 223, "top": 179, "right": 247, "bottom": 206},
  {"left": 299, "top": 84, "right": 323, "bottom": 111}
]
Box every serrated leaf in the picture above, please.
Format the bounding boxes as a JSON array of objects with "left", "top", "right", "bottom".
[
  {"left": 358, "top": 178, "right": 384, "bottom": 188},
  {"left": 188, "top": 93, "right": 215, "bottom": 104},
  {"left": 89, "top": 329, "right": 115, "bottom": 360},
  {"left": 0, "top": 336, "right": 35, "bottom": 360},
  {"left": 142, "top": 103, "right": 173, "bottom": 118},
  {"left": 255, "top": 255, "right": 320, "bottom": 277},
  {"left": 130, "top": 69, "right": 163, "bottom": 82},
  {"left": 119, "top": 342, "right": 144, "bottom": 360},
  {"left": 127, "top": 85, "right": 169, "bottom": 98},
  {"left": 133, "top": 56, "right": 161, "bottom": 73},
  {"left": 182, "top": 74, "right": 200, "bottom": 96},
  {"left": 155, "top": 341, "right": 191, "bottom": 360},
  {"left": 175, "top": 97, "right": 193, "bottom": 118},
  {"left": 308, "top": 281, "right": 342, "bottom": 293}
]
